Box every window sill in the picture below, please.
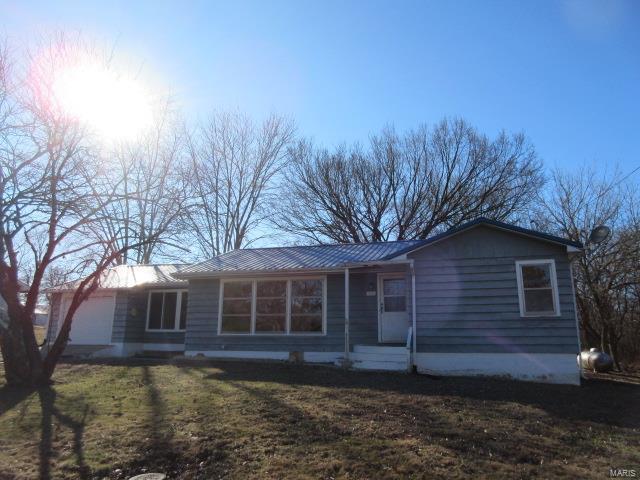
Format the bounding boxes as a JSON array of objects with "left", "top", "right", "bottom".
[{"left": 520, "top": 312, "right": 561, "bottom": 318}]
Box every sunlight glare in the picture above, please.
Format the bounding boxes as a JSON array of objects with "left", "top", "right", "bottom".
[{"left": 52, "top": 61, "right": 153, "bottom": 142}]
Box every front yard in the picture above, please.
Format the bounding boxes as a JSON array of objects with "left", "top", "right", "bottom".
[{"left": 0, "top": 360, "right": 638, "bottom": 480}]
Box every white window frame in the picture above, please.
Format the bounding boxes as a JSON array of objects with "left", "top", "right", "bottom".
[
  {"left": 515, "top": 259, "right": 561, "bottom": 317},
  {"left": 217, "top": 276, "right": 327, "bottom": 336},
  {"left": 146, "top": 289, "right": 189, "bottom": 332}
]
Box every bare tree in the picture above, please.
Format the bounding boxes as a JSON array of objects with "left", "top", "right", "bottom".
[
  {"left": 536, "top": 167, "right": 640, "bottom": 369},
  {"left": 0, "top": 37, "right": 161, "bottom": 386},
  {"left": 98, "top": 100, "right": 190, "bottom": 264},
  {"left": 182, "top": 111, "right": 295, "bottom": 258},
  {"left": 276, "top": 118, "right": 544, "bottom": 243}
]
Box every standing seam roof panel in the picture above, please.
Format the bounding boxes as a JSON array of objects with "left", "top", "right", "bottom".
[{"left": 179, "top": 240, "right": 425, "bottom": 274}]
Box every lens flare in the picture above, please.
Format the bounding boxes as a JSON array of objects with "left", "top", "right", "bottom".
[{"left": 51, "top": 61, "right": 153, "bottom": 142}]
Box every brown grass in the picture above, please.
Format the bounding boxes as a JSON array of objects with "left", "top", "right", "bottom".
[{"left": 0, "top": 359, "right": 638, "bottom": 479}]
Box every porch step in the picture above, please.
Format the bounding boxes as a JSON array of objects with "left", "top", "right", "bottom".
[
  {"left": 338, "top": 345, "right": 411, "bottom": 372},
  {"left": 350, "top": 351, "right": 407, "bottom": 362},
  {"left": 352, "top": 359, "right": 408, "bottom": 371},
  {"left": 353, "top": 344, "right": 408, "bottom": 354}
]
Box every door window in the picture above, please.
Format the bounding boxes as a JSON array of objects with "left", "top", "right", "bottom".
[{"left": 383, "top": 278, "right": 406, "bottom": 312}]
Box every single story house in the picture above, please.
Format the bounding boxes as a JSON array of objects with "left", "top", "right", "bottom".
[{"left": 46, "top": 218, "right": 583, "bottom": 384}]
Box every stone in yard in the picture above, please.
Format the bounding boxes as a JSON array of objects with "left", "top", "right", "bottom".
[{"left": 128, "top": 474, "right": 166, "bottom": 480}]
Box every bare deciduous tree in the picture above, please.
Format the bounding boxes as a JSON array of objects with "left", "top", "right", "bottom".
[
  {"left": 98, "top": 100, "right": 190, "bottom": 264},
  {"left": 0, "top": 37, "right": 162, "bottom": 386},
  {"left": 277, "top": 118, "right": 544, "bottom": 243},
  {"left": 536, "top": 167, "right": 640, "bottom": 369},
  {"left": 182, "top": 111, "right": 295, "bottom": 258}
]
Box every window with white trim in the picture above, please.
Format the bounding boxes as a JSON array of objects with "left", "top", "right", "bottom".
[
  {"left": 515, "top": 260, "right": 560, "bottom": 317},
  {"left": 219, "top": 278, "right": 326, "bottom": 335},
  {"left": 147, "top": 290, "right": 188, "bottom": 331}
]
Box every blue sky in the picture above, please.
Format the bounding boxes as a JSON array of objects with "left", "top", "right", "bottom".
[{"left": 2, "top": 0, "right": 639, "bottom": 174}]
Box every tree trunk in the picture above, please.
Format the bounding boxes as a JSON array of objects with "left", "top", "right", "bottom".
[{"left": 1, "top": 319, "right": 45, "bottom": 386}]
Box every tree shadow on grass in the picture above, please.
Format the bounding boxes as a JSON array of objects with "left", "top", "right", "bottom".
[
  {"left": 38, "top": 387, "right": 90, "bottom": 480},
  {"left": 96, "top": 365, "right": 230, "bottom": 480},
  {"left": 200, "top": 364, "right": 640, "bottom": 478},
  {"left": 0, "top": 384, "right": 89, "bottom": 480},
  {"left": 0, "top": 385, "right": 35, "bottom": 417},
  {"left": 218, "top": 379, "right": 368, "bottom": 478},
  {"left": 56, "top": 358, "right": 640, "bottom": 429},
  {"left": 195, "top": 360, "right": 640, "bottom": 429}
]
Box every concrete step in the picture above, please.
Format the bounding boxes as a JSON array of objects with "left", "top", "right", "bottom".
[
  {"left": 353, "top": 344, "right": 408, "bottom": 354},
  {"left": 350, "top": 352, "right": 408, "bottom": 362},
  {"left": 352, "top": 359, "right": 408, "bottom": 371}
]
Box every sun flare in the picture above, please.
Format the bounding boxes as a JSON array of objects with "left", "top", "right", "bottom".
[{"left": 52, "top": 61, "right": 153, "bottom": 142}]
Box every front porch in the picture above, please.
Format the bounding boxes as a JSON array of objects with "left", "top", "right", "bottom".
[{"left": 339, "top": 259, "right": 416, "bottom": 372}]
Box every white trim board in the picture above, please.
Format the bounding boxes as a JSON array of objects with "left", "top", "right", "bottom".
[
  {"left": 185, "top": 350, "right": 342, "bottom": 364},
  {"left": 414, "top": 352, "right": 580, "bottom": 385}
]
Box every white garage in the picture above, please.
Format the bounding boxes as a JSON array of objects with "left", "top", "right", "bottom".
[{"left": 59, "top": 294, "right": 115, "bottom": 345}]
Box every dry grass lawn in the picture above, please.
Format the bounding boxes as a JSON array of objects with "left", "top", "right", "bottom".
[{"left": 0, "top": 359, "right": 638, "bottom": 479}]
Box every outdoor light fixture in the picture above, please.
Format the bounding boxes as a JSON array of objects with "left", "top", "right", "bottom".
[
  {"left": 588, "top": 225, "right": 611, "bottom": 244},
  {"left": 366, "top": 282, "right": 376, "bottom": 296}
]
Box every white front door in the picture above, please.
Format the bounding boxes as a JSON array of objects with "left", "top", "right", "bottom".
[
  {"left": 378, "top": 274, "right": 408, "bottom": 343},
  {"left": 60, "top": 294, "right": 116, "bottom": 345}
]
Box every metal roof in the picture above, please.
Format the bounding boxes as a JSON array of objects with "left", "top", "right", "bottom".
[
  {"left": 177, "top": 240, "right": 425, "bottom": 276},
  {"left": 177, "top": 218, "right": 582, "bottom": 278},
  {"left": 46, "top": 218, "right": 581, "bottom": 287},
  {"left": 49, "top": 264, "right": 187, "bottom": 292}
]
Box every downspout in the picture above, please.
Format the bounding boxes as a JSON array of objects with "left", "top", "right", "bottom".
[
  {"left": 344, "top": 267, "right": 350, "bottom": 366},
  {"left": 410, "top": 260, "right": 417, "bottom": 368}
]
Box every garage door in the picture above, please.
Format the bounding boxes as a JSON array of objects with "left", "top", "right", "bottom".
[{"left": 60, "top": 294, "right": 115, "bottom": 345}]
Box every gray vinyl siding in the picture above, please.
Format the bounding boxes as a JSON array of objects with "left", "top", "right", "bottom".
[
  {"left": 184, "top": 271, "right": 403, "bottom": 353},
  {"left": 111, "top": 289, "right": 185, "bottom": 345},
  {"left": 408, "top": 226, "right": 579, "bottom": 354},
  {"left": 110, "top": 291, "right": 136, "bottom": 342}
]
